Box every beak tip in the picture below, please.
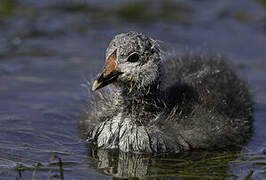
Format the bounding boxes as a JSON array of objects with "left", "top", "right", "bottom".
[
  {"left": 92, "top": 80, "right": 99, "bottom": 91},
  {"left": 92, "top": 70, "right": 122, "bottom": 92}
]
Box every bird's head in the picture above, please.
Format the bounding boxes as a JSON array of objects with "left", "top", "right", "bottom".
[{"left": 92, "top": 31, "right": 161, "bottom": 92}]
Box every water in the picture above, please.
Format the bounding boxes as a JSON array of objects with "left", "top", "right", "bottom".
[{"left": 0, "top": 0, "right": 265, "bottom": 179}]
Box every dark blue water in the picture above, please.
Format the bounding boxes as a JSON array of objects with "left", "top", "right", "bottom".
[{"left": 0, "top": 0, "right": 265, "bottom": 179}]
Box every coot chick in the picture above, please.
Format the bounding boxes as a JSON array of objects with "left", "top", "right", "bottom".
[{"left": 83, "top": 31, "right": 253, "bottom": 154}]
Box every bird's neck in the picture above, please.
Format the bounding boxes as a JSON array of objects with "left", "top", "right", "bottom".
[{"left": 117, "top": 80, "right": 164, "bottom": 122}]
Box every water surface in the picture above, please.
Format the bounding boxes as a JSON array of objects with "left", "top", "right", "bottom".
[{"left": 0, "top": 0, "right": 266, "bottom": 179}]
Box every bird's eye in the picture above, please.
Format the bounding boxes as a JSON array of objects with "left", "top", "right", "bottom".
[{"left": 127, "top": 53, "right": 140, "bottom": 63}]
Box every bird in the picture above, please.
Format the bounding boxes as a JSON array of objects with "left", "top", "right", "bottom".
[{"left": 82, "top": 31, "right": 253, "bottom": 154}]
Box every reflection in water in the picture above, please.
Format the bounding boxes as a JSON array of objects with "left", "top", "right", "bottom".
[
  {"left": 97, "top": 150, "right": 149, "bottom": 178},
  {"left": 87, "top": 145, "right": 242, "bottom": 179}
]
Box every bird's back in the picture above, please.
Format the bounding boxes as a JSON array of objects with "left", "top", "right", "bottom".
[{"left": 158, "top": 54, "right": 253, "bottom": 149}]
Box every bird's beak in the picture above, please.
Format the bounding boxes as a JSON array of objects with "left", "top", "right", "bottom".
[{"left": 92, "top": 50, "right": 122, "bottom": 91}]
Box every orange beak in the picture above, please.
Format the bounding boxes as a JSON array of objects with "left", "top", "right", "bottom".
[{"left": 92, "top": 50, "right": 122, "bottom": 91}]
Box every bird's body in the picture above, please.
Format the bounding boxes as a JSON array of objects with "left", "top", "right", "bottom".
[{"left": 83, "top": 31, "right": 253, "bottom": 154}]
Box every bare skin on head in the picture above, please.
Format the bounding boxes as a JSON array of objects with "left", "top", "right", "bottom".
[
  {"left": 92, "top": 50, "right": 121, "bottom": 91},
  {"left": 92, "top": 31, "right": 160, "bottom": 93}
]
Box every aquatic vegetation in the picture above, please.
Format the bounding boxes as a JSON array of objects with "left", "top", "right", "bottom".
[
  {"left": 262, "top": 149, "right": 266, "bottom": 154},
  {"left": 113, "top": 1, "right": 192, "bottom": 24},
  {"left": 114, "top": 2, "right": 150, "bottom": 21},
  {"left": 14, "top": 155, "right": 67, "bottom": 180},
  {"left": 236, "top": 10, "right": 252, "bottom": 23},
  {"left": 53, "top": 0, "right": 192, "bottom": 24},
  {"left": 0, "top": 0, "right": 18, "bottom": 15},
  {"left": 53, "top": 1, "right": 100, "bottom": 13},
  {"left": 258, "top": 0, "right": 266, "bottom": 8},
  {"left": 244, "top": 170, "right": 254, "bottom": 180}
]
